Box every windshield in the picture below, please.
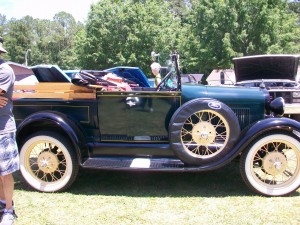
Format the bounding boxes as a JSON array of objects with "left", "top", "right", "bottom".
[{"left": 155, "top": 52, "right": 181, "bottom": 91}]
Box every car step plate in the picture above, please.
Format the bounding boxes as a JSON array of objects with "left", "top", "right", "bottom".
[{"left": 82, "top": 157, "right": 184, "bottom": 170}]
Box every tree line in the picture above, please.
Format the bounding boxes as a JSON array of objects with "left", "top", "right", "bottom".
[{"left": 1, "top": 0, "right": 299, "bottom": 77}]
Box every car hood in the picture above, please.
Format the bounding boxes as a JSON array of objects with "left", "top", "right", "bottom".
[{"left": 233, "top": 55, "right": 300, "bottom": 82}]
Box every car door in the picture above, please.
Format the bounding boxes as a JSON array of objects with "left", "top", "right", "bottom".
[{"left": 97, "top": 89, "right": 181, "bottom": 142}]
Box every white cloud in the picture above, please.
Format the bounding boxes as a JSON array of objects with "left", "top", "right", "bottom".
[{"left": 0, "top": 0, "right": 99, "bottom": 22}]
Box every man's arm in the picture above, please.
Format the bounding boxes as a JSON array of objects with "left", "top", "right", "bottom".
[
  {"left": 0, "top": 95, "right": 8, "bottom": 108},
  {"left": 0, "top": 88, "right": 7, "bottom": 108}
]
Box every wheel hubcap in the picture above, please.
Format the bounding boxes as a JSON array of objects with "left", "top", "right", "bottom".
[
  {"left": 181, "top": 110, "right": 229, "bottom": 158},
  {"left": 192, "top": 121, "right": 216, "bottom": 145},
  {"left": 37, "top": 151, "right": 59, "bottom": 173},
  {"left": 262, "top": 152, "right": 287, "bottom": 176}
]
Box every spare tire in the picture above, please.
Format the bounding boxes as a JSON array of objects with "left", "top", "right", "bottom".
[{"left": 169, "top": 98, "right": 240, "bottom": 166}]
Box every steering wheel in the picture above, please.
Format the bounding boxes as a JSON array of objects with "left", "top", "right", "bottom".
[
  {"left": 155, "top": 71, "right": 173, "bottom": 91},
  {"left": 79, "top": 71, "right": 98, "bottom": 84}
]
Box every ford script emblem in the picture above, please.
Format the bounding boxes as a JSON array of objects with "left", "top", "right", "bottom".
[{"left": 208, "top": 102, "right": 221, "bottom": 110}]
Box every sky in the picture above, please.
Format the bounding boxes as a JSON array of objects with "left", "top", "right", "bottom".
[{"left": 0, "top": 0, "right": 99, "bottom": 22}]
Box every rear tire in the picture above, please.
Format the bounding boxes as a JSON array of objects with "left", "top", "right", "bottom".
[{"left": 19, "top": 131, "right": 79, "bottom": 192}]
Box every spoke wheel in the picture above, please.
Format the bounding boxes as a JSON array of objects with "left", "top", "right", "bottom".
[
  {"left": 170, "top": 99, "right": 240, "bottom": 166},
  {"left": 20, "top": 131, "right": 78, "bottom": 192},
  {"left": 240, "top": 133, "right": 300, "bottom": 196},
  {"left": 181, "top": 110, "right": 229, "bottom": 158}
]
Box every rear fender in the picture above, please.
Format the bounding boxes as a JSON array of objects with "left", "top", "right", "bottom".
[{"left": 16, "top": 111, "right": 88, "bottom": 163}]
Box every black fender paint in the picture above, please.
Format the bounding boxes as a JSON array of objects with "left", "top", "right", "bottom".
[
  {"left": 182, "top": 116, "right": 300, "bottom": 171},
  {"left": 16, "top": 110, "right": 89, "bottom": 164}
]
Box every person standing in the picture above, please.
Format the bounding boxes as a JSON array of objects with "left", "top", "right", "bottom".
[
  {"left": 0, "top": 37, "right": 19, "bottom": 225},
  {"left": 150, "top": 62, "right": 161, "bottom": 87}
]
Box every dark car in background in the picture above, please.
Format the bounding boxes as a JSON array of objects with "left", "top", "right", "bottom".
[{"left": 234, "top": 54, "right": 300, "bottom": 120}]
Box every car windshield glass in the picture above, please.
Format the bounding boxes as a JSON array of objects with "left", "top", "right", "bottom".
[{"left": 155, "top": 53, "right": 181, "bottom": 91}]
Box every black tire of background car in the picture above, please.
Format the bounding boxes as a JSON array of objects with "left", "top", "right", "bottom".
[
  {"left": 19, "top": 131, "right": 79, "bottom": 192},
  {"left": 239, "top": 132, "right": 300, "bottom": 196},
  {"left": 169, "top": 98, "right": 241, "bottom": 166}
]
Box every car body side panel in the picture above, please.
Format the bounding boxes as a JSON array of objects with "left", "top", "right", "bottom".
[
  {"left": 86, "top": 117, "right": 300, "bottom": 171},
  {"left": 97, "top": 91, "right": 181, "bottom": 142},
  {"left": 181, "top": 84, "right": 268, "bottom": 128},
  {"left": 14, "top": 110, "right": 90, "bottom": 163},
  {"left": 89, "top": 142, "right": 174, "bottom": 158},
  {"left": 14, "top": 99, "right": 100, "bottom": 141}
]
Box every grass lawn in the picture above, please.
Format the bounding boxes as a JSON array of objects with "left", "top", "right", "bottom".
[{"left": 13, "top": 160, "right": 300, "bottom": 225}]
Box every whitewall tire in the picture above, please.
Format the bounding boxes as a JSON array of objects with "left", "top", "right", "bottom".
[
  {"left": 19, "top": 131, "right": 78, "bottom": 192},
  {"left": 240, "top": 133, "right": 300, "bottom": 196}
]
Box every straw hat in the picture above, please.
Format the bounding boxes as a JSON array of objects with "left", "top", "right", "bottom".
[{"left": 0, "top": 37, "right": 8, "bottom": 53}]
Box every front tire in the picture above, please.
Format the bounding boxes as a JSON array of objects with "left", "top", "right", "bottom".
[
  {"left": 19, "top": 131, "right": 79, "bottom": 192},
  {"left": 240, "top": 133, "right": 300, "bottom": 196}
]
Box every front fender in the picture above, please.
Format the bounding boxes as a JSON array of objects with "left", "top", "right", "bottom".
[
  {"left": 236, "top": 117, "right": 300, "bottom": 153},
  {"left": 16, "top": 110, "right": 88, "bottom": 163},
  {"left": 186, "top": 117, "right": 300, "bottom": 171}
]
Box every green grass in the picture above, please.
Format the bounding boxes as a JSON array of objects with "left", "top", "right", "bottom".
[{"left": 14, "top": 160, "right": 300, "bottom": 225}]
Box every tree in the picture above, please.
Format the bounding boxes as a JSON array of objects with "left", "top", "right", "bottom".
[
  {"left": 5, "top": 16, "right": 35, "bottom": 64},
  {"left": 52, "top": 12, "right": 84, "bottom": 69},
  {"left": 78, "top": 0, "right": 181, "bottom": 75},
  {"left": 1, "top": 0, "right": 299, "bottom": 75},
  {"left": 288, "top": 0, "right": 300, "bottom": 23},
  {"left": 0, "top": 14, "right": 9, "bottom": 61},
  {"left": 0, "top": 14, "right": 7, "bottom": 36},
  {"left": 182, "top": 0, "right": 300, "bottom": 74},
  {"left": 30, "top": 19, "right": 55, "bottom": 65},
  {"left": 1, "top": 12, "right": 83, "bottom": 68},
  {"left": 166, "top": 0, "right": 190, "bottom": 19}
]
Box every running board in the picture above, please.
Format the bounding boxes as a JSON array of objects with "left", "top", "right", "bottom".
[{"left": 82, "top": 157, "right": 185, "bottom": 171}]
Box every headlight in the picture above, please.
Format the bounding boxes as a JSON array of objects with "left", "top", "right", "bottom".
[{"left": 269, "top": 97, "right": 285, "bottom": 116}]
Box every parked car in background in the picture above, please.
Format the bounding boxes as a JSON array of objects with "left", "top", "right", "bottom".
[
  {"left": 206, "top": 69, "right": 236, "bottom": 85},
  {"left": 233, "top": 54, "right": 300, "bottom": 121},
  {"left": 13, "top": 53, "right": 300, "bottom": 196},
  {"left": 149, "top": 73, "right": 203, "bottom": 87}
]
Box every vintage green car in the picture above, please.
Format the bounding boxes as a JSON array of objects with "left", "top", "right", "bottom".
[{"left": 13, "top": 53, "right": 300, "bottom": 196}]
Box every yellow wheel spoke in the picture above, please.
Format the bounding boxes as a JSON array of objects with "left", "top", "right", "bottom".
[
  {"left": 182, "top": 127, "right": 192, "bottom": 138},
  {"left": 26, "top": 140, "right": 68, "bottom": 183},
  {"left": 251, "top": 136, "right": 300, "bottom": 188},
  {"left": 181, "top": 109, "right": 229, "bottom": 158}
]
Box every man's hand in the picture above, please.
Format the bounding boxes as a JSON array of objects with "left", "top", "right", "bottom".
[{"left": 0, "top": 95, "right": 8, "bottom": 108}]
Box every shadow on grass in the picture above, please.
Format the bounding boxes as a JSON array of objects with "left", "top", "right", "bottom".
[{"left": 15, "top": 159, "right": 268, "bottom": 197}]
